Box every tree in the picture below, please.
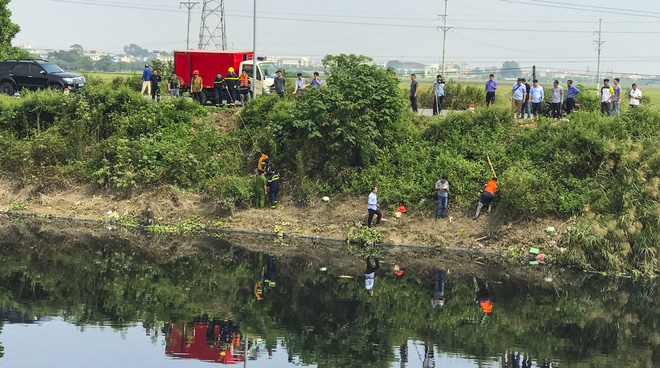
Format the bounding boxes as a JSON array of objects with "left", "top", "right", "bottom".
[
  {"left": 500, "top": 61, "right": 522, "bottom": 78},
  {"left": 0, "top": 0, "right": 28, "bottom": 59},
  {"left": 70, "top": 44, "right": 84, "bottom": 56},
  {"left": 124, "top": 44, "right": 151, "bottom": 58}
]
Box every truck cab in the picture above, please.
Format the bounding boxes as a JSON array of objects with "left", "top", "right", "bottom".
[{"left": 238, "top": 59, "right": 277, "bottom": 98}]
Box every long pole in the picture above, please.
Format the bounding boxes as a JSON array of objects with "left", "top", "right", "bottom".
[
  {"left": 180, "top": 1, "right": 199, "bottom": 49},
  {"left": 252, "top": 0, "right": 257, "bottom": 98},
  {"left": 438, "top": 0, "right": 451, "bottom": 76},
  {"left": 594, "top": 19, "right": 605, "bottom": 92}
]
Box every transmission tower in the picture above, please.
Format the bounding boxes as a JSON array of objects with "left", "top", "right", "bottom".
[
  {"left": 594, "top": 19, "right": 605, "bottom": 92},
  {"left": 198, "top": 0, "right": 227, "bottom": 50}
]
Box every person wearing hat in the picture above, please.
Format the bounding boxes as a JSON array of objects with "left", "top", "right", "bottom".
[
  {"left": 293, "top": 73, "right": 306, "bottom": 95},
  {"left": 141, "top": 64, "right": 151, "bottom": 96},
  {"left": 213, "top": 72, "right": 225, "bottom": 107},
  {"left": 432, "top": 74, "right": 445, "bottom": 116},
  {"left": 190, "top": 70, "right": 203, "bottom": 104},
  {"left": 510, "top": 78, "right": 527, "bottom": 119},
  {"left": 434, "top": 175, "right": 449, "bottom": 219},
  {"left": 474, "top": 177, "right": 497, "bottom": 219},
  {"left": 224, "top": 67, "right": 239, "bottom": 108}
]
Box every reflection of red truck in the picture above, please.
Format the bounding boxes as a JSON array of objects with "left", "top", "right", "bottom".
[{"left": 173, "top": 50, "right": 277, "bottom": 105}]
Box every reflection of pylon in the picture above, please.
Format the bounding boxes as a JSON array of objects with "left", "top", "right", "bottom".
[{"left": 198, "top": 0, "right": 227, "bottom": 50}]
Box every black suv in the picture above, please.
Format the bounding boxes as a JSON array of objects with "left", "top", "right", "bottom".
[{"left": 0, "top": 59, "right": 85, "bottom": 95}]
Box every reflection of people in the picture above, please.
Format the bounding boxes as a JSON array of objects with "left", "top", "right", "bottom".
[
  {"left": 423, "top": 345, "right": 435, "bottom": 368},
  {"left": 473, "top": 275, "right": 492, "bottom": 314},
  {"left": 431, "top": 269, "right": 445, "bottom": 311},
  {"left": 365, "top": 256, "right": 380, "bottom": 296},
  {"left": 264, "top": 255, "right": 277, "bottom": 288}
]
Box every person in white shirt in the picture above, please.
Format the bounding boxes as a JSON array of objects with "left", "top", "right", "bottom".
[
  {"left": 293, "top": 73, "right": 306, "bottom": 95},
  {"left": 629, "top": 83, "right": 642, "bottom": 108},
  {"left": 600, "top": 79, "right": 614, "bottom": 116},
  {"left": 367, "top": 187, "right": 381, "bottom": 227}
]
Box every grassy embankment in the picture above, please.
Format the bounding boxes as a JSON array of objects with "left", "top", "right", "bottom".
[{"left": 0, "top": 54, "right": 659, "bottom": 275}]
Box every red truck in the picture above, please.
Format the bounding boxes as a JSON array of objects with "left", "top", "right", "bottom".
[{"left": 173, "top": 50, "right": 277, "bottom": 105}]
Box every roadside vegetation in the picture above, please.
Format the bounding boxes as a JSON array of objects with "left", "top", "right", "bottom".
[{"left": 0, "top": 54, "right": 658, "bottom": 275}]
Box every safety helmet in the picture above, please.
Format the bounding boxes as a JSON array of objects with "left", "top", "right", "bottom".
[
  {"left": 228, "top": 67, "right": 235, "bottom": 72},
  {"left": 193, "top": 70, "right": 199, "bottom": 75}
]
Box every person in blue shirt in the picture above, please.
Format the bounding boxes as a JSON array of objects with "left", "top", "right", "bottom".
[
  {"left": 367, "top": 187, "right": 381, "bottom": 228},
  {"left": 434, "top": 175, "right": 449, "bottom": 219},
  {"left": 306, "top": 71, "right": 323, "bottom": 89},
  {"left": 484, "top": 74, "right": 498, "bottom": 107},
  {"left": 530, "top": 79, "right": 544, "bottom": 120},
  {"left": 432, "top": 75, "right": 445, "bottom": 116},
  {"left": 141, "top": 64, "right": 151, "bottom": 96},
  {"left": 565, "top": 80, "right": 580, "bottom": 115}
]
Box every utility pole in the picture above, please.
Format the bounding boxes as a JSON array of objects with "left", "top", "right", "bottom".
[
  {"left": 437, "top": 0, "right": 452, "bottom": 76},
  {"left": 180, "top": 1, "right": 199, "bottom": 50},
  {"left": 533, "top": 65, "right": 536, "bottom": 81},
  {"left": 198, "top": 0, "right": 228, "bottom": 50},
  {"left": 594, "top": 19, "right": 605, "bottom": 92},
  {"left": 252, "top": 0, "right": 257, "bottom": 98}
]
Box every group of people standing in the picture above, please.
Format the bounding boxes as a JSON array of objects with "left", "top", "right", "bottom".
[
  {"left": 254, "top": 154, "right": 280, "bottom": 209},
  {"left": 364, "top": 175, "right": 497, "bottom": 228},
  {"left": 272, "top": 71, "right": 325, "bottom": 99}
]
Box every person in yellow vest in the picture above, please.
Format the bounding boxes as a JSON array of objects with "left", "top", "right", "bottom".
[{"left": 190, "top": 70, "right": 203, "bottom": 105}]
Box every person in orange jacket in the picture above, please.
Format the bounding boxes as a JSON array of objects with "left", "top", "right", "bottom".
[
  {"left": 473, "top": 275, "right": 492, "bottom": 314},
  {"left": 474, "top": 177, "right": 497, "bottom": 219},
  {"left": 258, "top": 153, "right": 269, "bottom": 171}
]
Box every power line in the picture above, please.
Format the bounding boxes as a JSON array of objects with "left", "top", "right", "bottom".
[{"left": 495, "top": 0, "right": 660, "bottom": 19}]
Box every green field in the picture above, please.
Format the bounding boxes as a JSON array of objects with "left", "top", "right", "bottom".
[{"left": 74, "top": 71, "right": 138, "bottom": 82}]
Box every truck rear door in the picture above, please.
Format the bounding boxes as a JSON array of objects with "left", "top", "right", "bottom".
[{"left": 174, "top": 53, "right": 191, "bottom": 86}]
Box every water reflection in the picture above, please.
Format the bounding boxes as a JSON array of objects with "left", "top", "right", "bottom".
[{"left": 0, "top": 222, "right": 659, "bottom": 367}]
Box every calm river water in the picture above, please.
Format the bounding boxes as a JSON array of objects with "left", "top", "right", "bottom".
[{"left": 0, "top": 222, "right": 658, "bottom": 367}]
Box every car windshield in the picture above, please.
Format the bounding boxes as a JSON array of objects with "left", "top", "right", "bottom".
[
  {"left": 259, "top": 62, "right": 278, "bottom": 78},
  {"left": 41, "top": 63, "right": 64, "bottom": 74}
]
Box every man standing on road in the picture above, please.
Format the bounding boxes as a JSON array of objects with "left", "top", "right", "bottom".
[
  {"left": 367, "top": 187, "right": 381, "bottom": 228},
  {"left": 600, "top": 79, "right": 614, "bottom": 116},
  {"left": 410, "top": 74, "right": 419, "bottom": 113},
  {"left": 213, "top": 72, "right": 225, "bottom": 107},
  {"left": 190, "top": 70, "right": 203, "bottom": 105},
  {"left": 434, "top": 175, "right": 449, "bottom": 219},
  {"left": 225, "top": 67, "right": 239, "bottom": 108},
  {"left": 293, "top": 73, "right": 306, "bottom": 95},
  {"left": 141, "top": 64, "right": 151, "bottom": 96},
  {"left": 629, "top": 83, "right": 642, "bottom": 108},
  {"left": 484, "top": 74, "right": 498, "bottom": 107},
  {"left": 551, "top": 80, "right": 563, "bottom": 119},
  {"left": 509, "top": 78, "right": 526, "bottom": 119},
  {"left": 432, "top": 75, "right": 445, "bottom": 116},
  {"left": 272, "top": 70, "right": 286, "bottom": 99},
  {"left": 149, "top": 69, "right": 162, "bottom": 101},
  {"left": 565, "top": 80, "right": 580, "bottom": 115},
  {"left": 521, "top": 78, "right": 532, "bottom": 119},
  {"left": 530, "top": 79, "right": 544, "bottom": 120},
  {"left": 167, "top": 72, "right": 182, "bottom": 97},
  {"left": 611, "top": 78, "right": 622, "bottom": 116}
]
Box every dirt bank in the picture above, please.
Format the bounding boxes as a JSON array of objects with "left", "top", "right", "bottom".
[{"left": 0, "top": 177, "right": 571, "bottom": 254}]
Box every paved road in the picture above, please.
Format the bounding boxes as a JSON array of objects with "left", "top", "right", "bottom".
[{"left": 417, "top": 108, "right": 453, "bottom": 116}]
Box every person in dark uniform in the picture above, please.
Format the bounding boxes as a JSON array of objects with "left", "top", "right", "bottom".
[
  {"left": 225, "top": 67, "right": 239, "bottom": 108},
  {"left": 213, "top": 72, "right": 225, "bottom": 107},
  {"left": 264, "top": 255, "right": 277, "bottom": 289},
  {"left": 149, "top": 69, "right": 162, "bottom": 101},
  {"left": 267, "top": 167, "right": 280, "bottom": 209}
]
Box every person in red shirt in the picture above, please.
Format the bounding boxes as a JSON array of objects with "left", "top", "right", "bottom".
[{"left": 474, "top": 177, "right": 497, "bottom": 219}]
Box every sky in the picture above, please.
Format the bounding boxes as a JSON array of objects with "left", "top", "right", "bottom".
[{"left": 8, "top": 0, "right": 660, "bottom": 75}]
